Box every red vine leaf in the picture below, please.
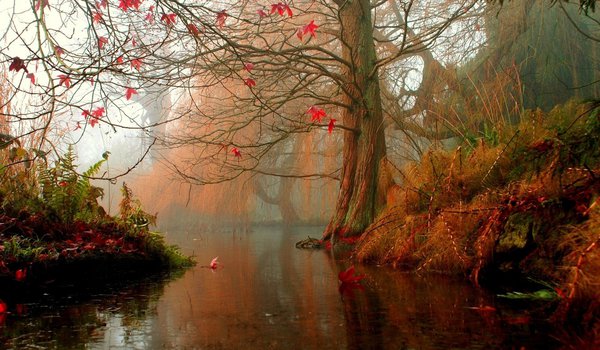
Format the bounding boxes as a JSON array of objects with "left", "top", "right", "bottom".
[
  {"left": 307, "top": 106, "right": 326, "bottom": 122},
  {"left": 58, "top": 74, "right": 71, "bottom": 88},
  {"left": 270, "top": 3, "right": 293, "bottom": 17}
]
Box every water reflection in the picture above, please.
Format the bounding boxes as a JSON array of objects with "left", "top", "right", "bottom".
[{"left": 1, "top": 226, "right": 562, "bottom": 349}]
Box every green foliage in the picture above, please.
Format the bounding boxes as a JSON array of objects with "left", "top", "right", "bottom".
[
  {"left": 37, "top": 145, "right": 107, "bottom": 223},
  {"left": 118, "top": 182, "right": 157, "bottom": 233}
]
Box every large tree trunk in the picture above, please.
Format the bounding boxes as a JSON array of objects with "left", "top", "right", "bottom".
[{"left": 322, "top": 0, "right": 393, "bottom": 242}]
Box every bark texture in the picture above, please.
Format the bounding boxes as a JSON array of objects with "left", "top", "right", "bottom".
[{"left": 323, "top": 0, "right": 393, "bottom": 241}]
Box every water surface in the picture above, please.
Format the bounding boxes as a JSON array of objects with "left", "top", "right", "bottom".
[{"left": 1, "top": 226, "right": 563, "bottom": 349}]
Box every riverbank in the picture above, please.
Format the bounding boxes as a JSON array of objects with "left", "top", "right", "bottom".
[{"left": 353, "top": 100, "right": 599, "bottom": 333}]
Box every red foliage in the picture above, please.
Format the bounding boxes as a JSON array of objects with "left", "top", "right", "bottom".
[
  {"left": 244, "top": 78, "right": 256, "bottom": 87},
  {"left": 130, "top": 58, "right": 142, "bottom": 70},
  {"left": 271, "top": 3, "right": 293, "bottom": 17},
  {"left": 0, "top": 300, "right": 6, "bottom": 314},
  {"left": 98, "top": 36, "right": 108, "bottom": 49},
  {"left": 338, "top": 265, "right": 365, "bottom": 284},
  {"left": 187, "top": 23, "right": 200, "bottom": 36},
  {"left": 328, "top": 118, "right": 336, "bottom": 133},
  {"left": 216, "top": 10, "right": 228, "bottom": 28},
  {"left": 15, "top": 268, "right": 27, "bottom": 282},
  {"left": 231, "top": 147, "right": 242, "bottom": 158},
  {"left": 58, "top": 74, "right": 71, "bottom": 88},
  {"left": 161, "top": 13, "right": 177, "bottom": 26},
  {"left": 9, "top": 57, "right": 28, "bottom": 73},
  {"left": 92, "top": 11, "right": 103, "bottom": 24},
  {"left": 26, "top": 73, "right": 35, "bottom": 84},
  {"left": 307, "top": 106, "right": 326, "bottom": 123},
  {"left": 125, "top": 87, "right": 138, "bottom": 100},
  {"left": 297, "top": 20, "right": 319, "bottom": 40}
]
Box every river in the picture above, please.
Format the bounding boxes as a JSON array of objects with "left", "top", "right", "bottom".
[{"left": 1, "top": 225, "right": 565, "bottom": 349}]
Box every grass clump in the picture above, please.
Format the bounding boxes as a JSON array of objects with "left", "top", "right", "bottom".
[{"left": 356, "top": 99, "right": 600, "bottom": 327}]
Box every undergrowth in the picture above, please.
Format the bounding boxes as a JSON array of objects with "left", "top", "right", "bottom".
[{"left": 356, "top": 99, "right": 600, "bottom": 329}]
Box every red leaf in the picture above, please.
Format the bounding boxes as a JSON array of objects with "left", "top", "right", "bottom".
[
  {"left": 35, "top": 0, "right": 49, "bottom": 11},
  {"left": 298, "top": 20, "right": 318, "bottom": 40},
  {"left": 82, "top": 109, "right": 91, "bottom": 118},
  {"left": 0, "top": 300, "right": 6, "bottom": 314},
  {"left": 216, "top": 10, "right": 228, "bottom": 28},
  {"left": 97, "top": 0, "right": 108, "bottom": 10},
  {"left": 210, "top": 257, "right": 219, "bottom": 269},
  {"left": 187, "top": 23, "right": 200, "bottom": 36},
  {"left": 307, "top": 106, "right": 326, "bottom": 122},
  {"left": 125, "top": 87, "right": 138, "bottom": 100},
  {"left": 92, "top": 107, "right": 105, "bottom": 118},
  {"left": 15, "top": 269, "right": 27, "bottom": 282},
  {"left": 244, "top": 78, "right": 256, "bottom": 87},
  {"left": 257, "top": 9, "right": 268, "bottom": 18},
  {"left": 338, "top": 265, "right": 365, "bottom": 284},
  {"left": 161, "top": 13, "right": 177, "bottom": 26},
  {"left": 271, "top": 3, "right": 293, "bottom": 17},
  {"left": 145, "top": 12, "right": 154, "bottom": 23},
  {"left": 328, "top": 118, "right": 336, "bottom": 133},
  {"left": 130, "top": 58, "right": 142, "bottom": 70},
  {"left": 26, "top": 73, "right": 35, "bottom": 84},
  {"left": 55, "top": 46, "right": 64, "bottom": 57},
  {"left": 8, "top": 57, "right": 28, "bottom": 73},
  {"left": 244, "top": 62, "right": 254, "bottom": 72},
  {"left": 89, "top": 118, "right": 99, "bottom": 127},
  {"left": 58, "top": 180, "right": 68, "bottom": 187},
  {"left": 74, "top": 121, "right": 82, "bottom": 130},
  {"left": 116, "top": 56, "right": 124, "bottom": 64},
  {"left": 92, "top": 11, "right": 103, "bottom": 24},
  {"left": 58, "top": 74, "right": 71, "bottom": 88},
  {"left": 231, "top": 147, "right": 242, "bottom": 158},
  {"left": 118, "top": 0, "right": 142, "bottom": 12},
  {"left": 98, "top": 36, "right": 108, "bottom": 49}
]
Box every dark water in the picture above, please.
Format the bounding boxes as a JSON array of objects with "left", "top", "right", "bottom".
[{"left": 1, "top": 226, "right": 567, "bottom": 349}]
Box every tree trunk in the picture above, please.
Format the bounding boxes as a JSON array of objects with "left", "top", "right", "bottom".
[{"left": 322, "top": 0, "right": 393, "bottom": 242}]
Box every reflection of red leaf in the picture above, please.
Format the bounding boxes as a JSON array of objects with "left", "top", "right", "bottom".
[
  {"left": 125, "top": 87, "right": 137, "bottom": 100},
  {"left": 339, "top": 280, "right": 365, "bottom": 298},
  {"left": 244, "top": 78, "right": 256, "bottom": 87},
  {"left": 0, "top": 300, "right": 6, "bottom": 314},
  {"left": 338, "top": 265, "right": 364, "bottom": 284},
  {"left": 216, "top": 10, "right": 228, "bottom": 28},
  {"left": 9, "top": 57, "right": 28, "bottom": 73},
  {"left": 328, "top": 118, "right": 336, "bottom": 133}
]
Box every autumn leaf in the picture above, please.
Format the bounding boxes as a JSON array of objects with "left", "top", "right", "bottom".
[
  {"left": 257, "top": 9, "right": 268, "bottom": 18},
  {"left": 74, "top": 121, "right": 82, "bottom": 130},
  {"left": 145, "top": 12, "right": 154, "bottom": 23},
  {"left": 92, "top": 11, "right": 102, "bottom": 24},
  {"left": 130, "top": 58, "right": 142, "bottom": 70},
  {"left": 26, "top": 73, "right": 35, "bottom": 84},
  {"left": 244, "top": 62, "right": 254, "bottom": 72},
  {"left": 161, "top": 13, "right": 177, "bottom": 26},
  {"left": 92, "top": 107, "right": 105, "bottom": 118},
  {"left": 338, "top": 265, "right": 365, "bottom": 284},
  {"left": 231, "top": 147, "right": 242, "bottom": 158},
  {"left": 298, "top": 20, "right": 319, "bottom": 40},
  {"left": 82, "top": 109, "right": 91, "bottom": 118},
  {"left": 0, "top": 300, "right": 6, "bottom": 314},
  {"left": 210, "top": 257, "right": 219, "bottom": 269},
  {"left": 97, "top": 0, "right": 108, "bottom": 9},
  {"left": 125, "top": 87, "right": 138, "bottom": 100},
  {"left": 55, "top": 46, "right": 64, "bottom": 57},
  {"left": 216, "top": 10, "right": 228, "bottom": 28},
  {"left": 307, "top": 106, "right": 326, "bottom": 122},
  {"left": 98, "top": 36, "right": 108, "bottom": 49},
  {"left": 244, "top": 78, "right": 256, "bottom": 87},
  {"left": 118, "top": 0, "right": 142, "bottom": 12},
  {"left": 328, "top": 118, "right": 336, "bottom": 133},
  {"left": 8, "top": 57, "right": 27, "bottom": 73},
  {"left": 271, "top": 2, "right": 293, "bottom": 17},
  {"left": 187, "top": 23, "right": 200, "bottom": 36},
  {"left": 35, "top": 0, "right": 49, "bottom": 11},
  {"left": 58, "top": 74, "right": 71, "bottom": 88},
  {"left": 116, "top": 56, "right": 124, "bottom": 64}
]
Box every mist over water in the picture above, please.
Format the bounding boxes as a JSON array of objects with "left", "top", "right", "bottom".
[{"left": 1, "top": 224, "right": 563, "bottom": 349}]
